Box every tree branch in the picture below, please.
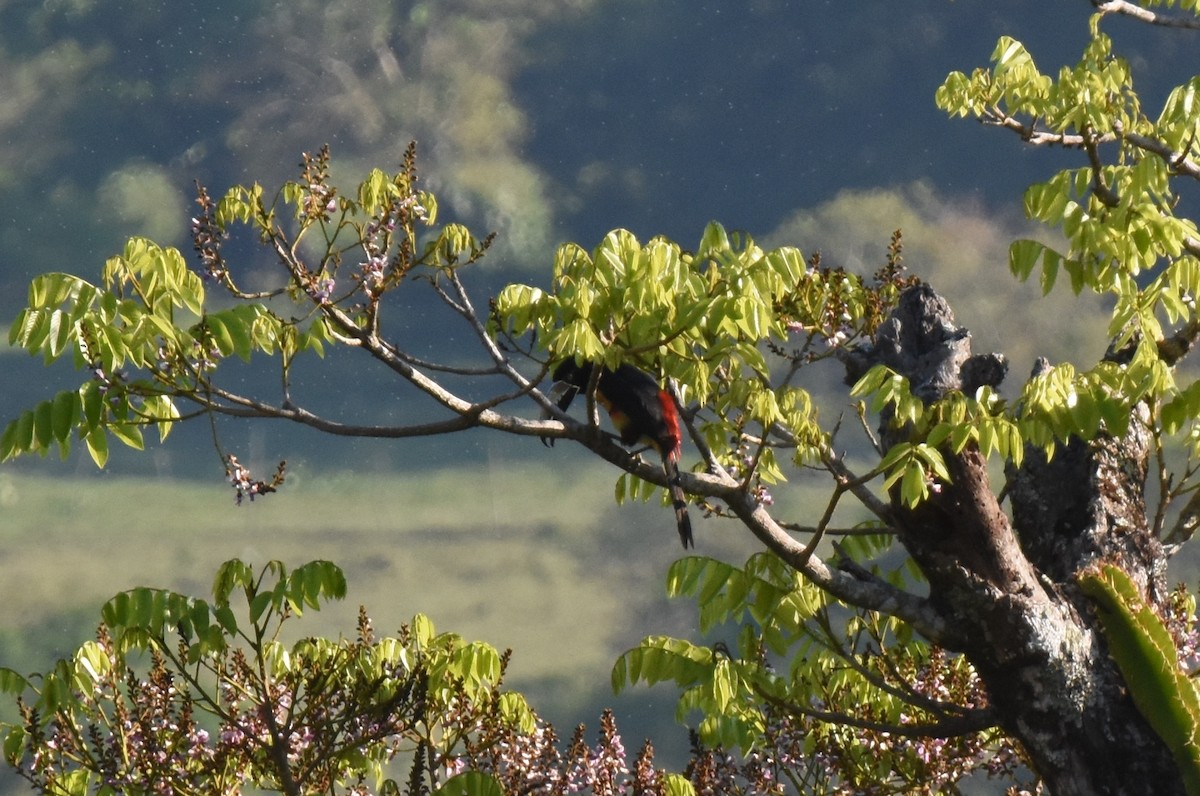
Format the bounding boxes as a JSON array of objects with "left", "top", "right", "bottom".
[
  {"left": 779, "top": 522, "right": 894, "bottom": 537},
  {"left": 983, "top": 107, "right": 1200, "bottom": 185},
  {"left": 761, "top": 685, "right": 997, "bottom": 740},
  {"left": 191, "top": 381, "right": 565, "bottom": 440},
  {"left": 1157, "top": 317, "right": 1200, "bottom": 366},
  {"left": 981, "top": 107, "right": 1099, "bottom": 147},
  {"left": 714, "top": 478, "right": 953, "bottom": 646},
  {"left": 820, "top": 447, "right": 895, "bottom": 526},
  {"left": 1114, "top": 120, "right": 1200, "bottom": 181},
  {"left": 1084, "top": 127, "right": 1121, "bottom": 208},
  {"left": 979, "top": 112, "right": 1200, "bottom": 260},
  {"left": 1165, "top": 482, "right": 1200, "bottom": 548},
  {"left": 200, "top": 207, "right": 958, "bottom": 646},
  {"left": 810, "top": 608, "right": 974, "bottom": 721},
  {"left": 1092, "top": 0, "right": 1200, "bottom": 30}
]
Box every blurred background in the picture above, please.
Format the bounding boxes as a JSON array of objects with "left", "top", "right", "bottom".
[{"left": 0, "top": 0, "right": 1187, "bottom": 787}]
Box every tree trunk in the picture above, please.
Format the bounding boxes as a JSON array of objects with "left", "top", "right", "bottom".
[{"left": 856, "top": 284, "right": 1183, "bottom": 795}]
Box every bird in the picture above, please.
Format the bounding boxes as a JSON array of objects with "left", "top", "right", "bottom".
[{"left": 545, "top": 360, "right": 693, "bottom": 548}]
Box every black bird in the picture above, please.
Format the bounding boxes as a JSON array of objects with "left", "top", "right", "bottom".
[{"left": 546, "top": 360, "right": 693, "bottom": 548}]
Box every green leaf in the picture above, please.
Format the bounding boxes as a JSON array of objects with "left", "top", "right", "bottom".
[
  {"left": 80, "top": 381, "right": 104, "bottom": 428},
  {"left": 3, "top": 725, "right": 27, "bottom": 767},
  {"left": 612, "top": 635, "right": 713, "bottom": 693},
  {"left": 74, "top": 640, "right": 113, "bottom": 684},
  {"left": 1, "top": 411, "right": 32, "bottom": 461},
  {"left": 850, "top": 365, "right": 889, "bottom": 399},
  {"left": 926, "top": 422, "right": 953, "bottom": 449},
  {"left": 899, "top": 460, "right": 927, "bottom": 507},
  {"left": 0, "top": 668, "right": 28, "bottom": 696},
  {"left": 497, "top": 692, "right": 536, "bottom": 734},
  {"left": 84, "top": 428, "right": 109, "bottom": 468},
  {"left": 51, "top": 389, "right": 78, "bottom": 444},
  {"left": 141, "top": 394, "right": 180, "bottom": 443},
  {"left": 58, "top": 768, "right": 92, "bottom": 796},
  {"left": 433, "top": 772, "right": 504, "bottom": 796},
  {"left": 556, "top": 320, "right": 605, "bottom": 361},
  {"left": 660, "top": 773, "right": 697, "bottom": 796},
  {"left": 697, "top": 221, "right": 732, "bottom": 260},
  {"left": 33, "top": 399, "right": 54, "bottom": 450},
  {"left": 285, "top": 560, "right": 347, "bottom": 614},
  {"left": 1163, "top": 382, "right": 1200, "bottom": 434},
  {"left": 249, "top": 591, "right": 274, "bottom": 624},
  {"left": 669, "top": 554, "right": 820, "bottom": 653},
  {"left": 711, "top": 658, "right": 737, "bottom": 712},
  {"left": 213, "top": 558, "right": 256, "bottom": 605},
  {"left": 1009, "top": 239, "right": 1044, "bottom": 281},
  {"left": 203, "top": 313, "right": 237, "bottom": 358},
  {"left": 213, "top": 605, "right": 239, "bottom": 635},
  {"left": 105, "top": 416, "right": 143, "bottom": 450}
]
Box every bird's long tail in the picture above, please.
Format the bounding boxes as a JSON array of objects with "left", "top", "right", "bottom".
[{"left": 662, "top": 449, "right": 693, "bottom": 549}]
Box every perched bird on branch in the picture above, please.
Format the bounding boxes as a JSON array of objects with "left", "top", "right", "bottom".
[{"left": 545, "top": 360, "right": 693, "bottom": 548}]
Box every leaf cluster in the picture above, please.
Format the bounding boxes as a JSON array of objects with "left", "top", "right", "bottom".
[
  {"left": 0, "top": 559, "right": 535, "bottom": 796},
  {"left": 934, "top": 15, "right": 1200, "bottom": 482},
  {"left": 2, "top": 143, "right": 498, "bottom": 471},
  {"left": 612, "top": 553, "right": 1020, "bottom": 793},
  {"left": 495, "top": 222, "right": 915, "bottom": 491}
]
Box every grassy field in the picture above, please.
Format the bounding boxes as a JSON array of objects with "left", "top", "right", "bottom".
[{"left": 0, "top": 462, "right": 683, "bottom": 670}]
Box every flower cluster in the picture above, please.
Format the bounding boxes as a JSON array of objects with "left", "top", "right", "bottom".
[
  {"left": 774, "top": 234, "right": 918, "bottom": 365},
  {"left": 12, "top": 600, "right": 448, "bottom": 796},
  {"left": 299, "top": 145, "right": 339, "bottom": 221},
  {"left": 163, "top": 338, "right": 224, "bottom": 377},
  {"left": 15, "top": 629, "right": 248, "bottom": 795},
  {"left": 359, "top": 251, "right": 387, "bottom": 290},
  {"left": 225, "top": 455, "right": 286, "bottom": 504},
  {"left": 686, "top": 727, "right": 788, "bottom": 795},
  {"left": 190, "top": 182, "right": 229, "bottom": 283},
  {"left": 311, "top": 276, "right": 337, "bottom": 304},
  {"left": 7, "top": 581, "right": 1038, "bottom": 796},
  {"left": 723, "top": 436, "right": 775, "bottom": 507},
  {"left": 355, "top": 179, "right": 429, "bottom": 294},
  {"left": 460, "top": 708, "right": 702, "bottom": 795},
  {"left": 788, "top": 646, "right": 1029, "bottom": 795}
]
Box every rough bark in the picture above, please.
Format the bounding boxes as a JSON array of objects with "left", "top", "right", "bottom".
[{"left": 851, "top": 284, "right": 1183, "bottom": 795}]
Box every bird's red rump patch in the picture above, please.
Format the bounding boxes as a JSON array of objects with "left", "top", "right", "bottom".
[{"left": 657, "top": 390, "right": 682, "bottom": 451}]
